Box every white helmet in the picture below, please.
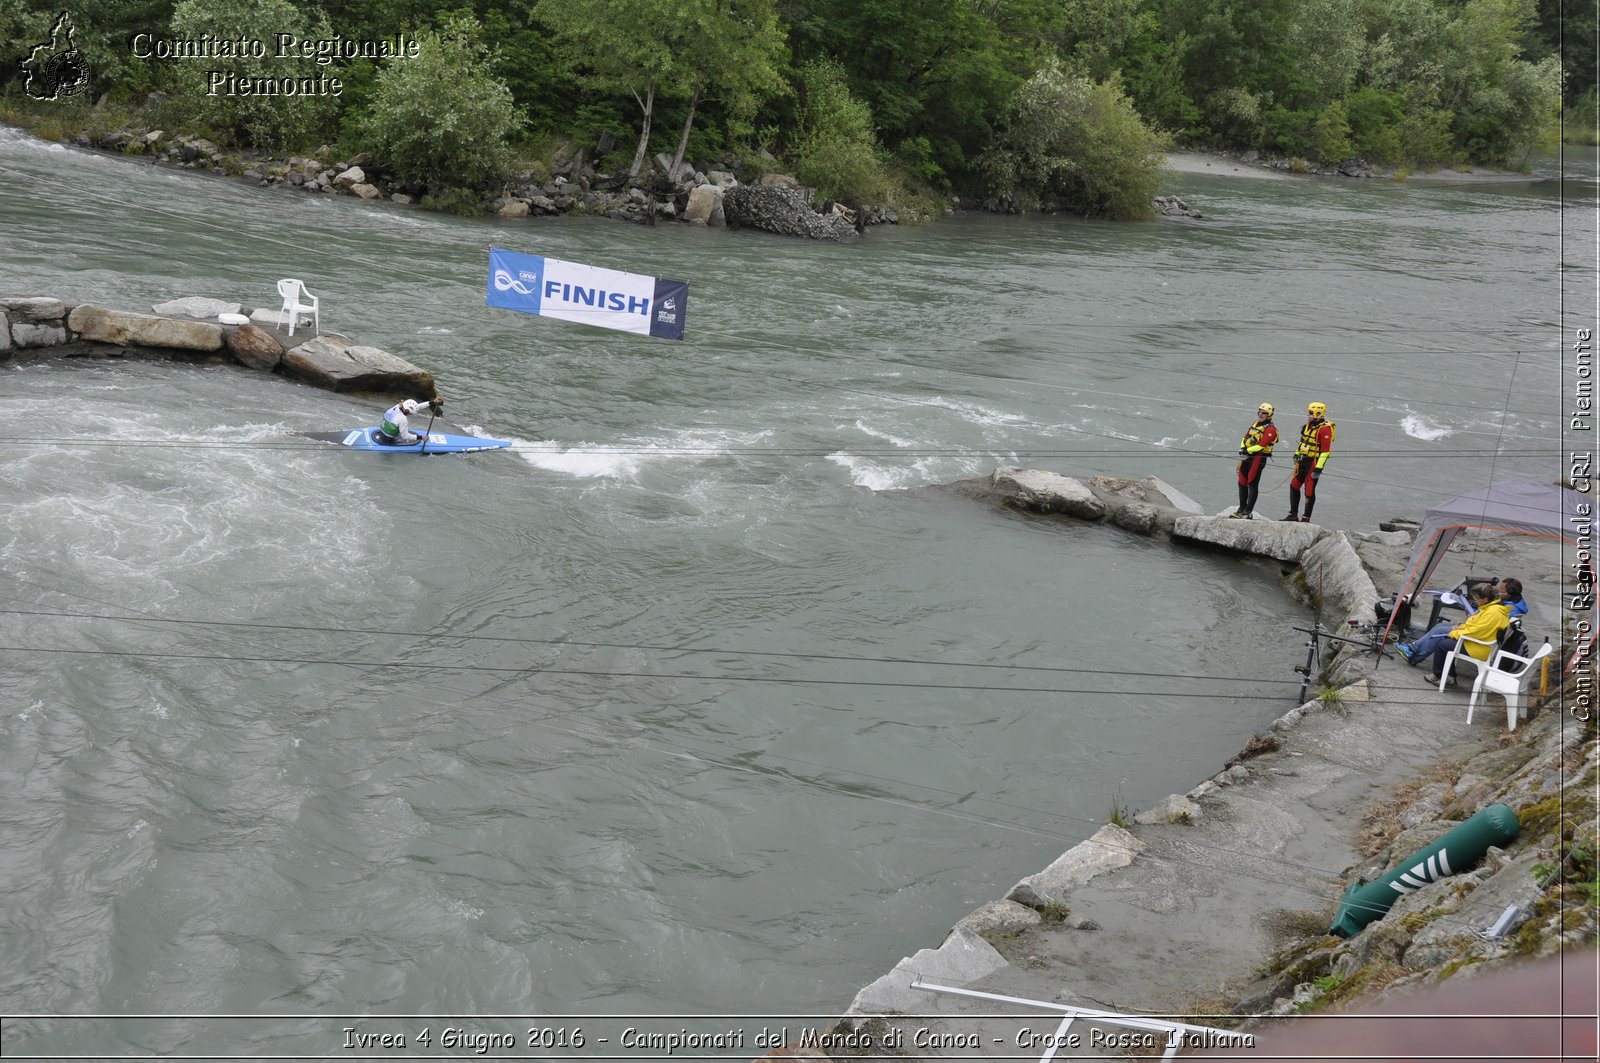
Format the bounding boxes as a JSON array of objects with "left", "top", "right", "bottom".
[{"left": 400, "top": 399, "right": 420, "bottom": 415}]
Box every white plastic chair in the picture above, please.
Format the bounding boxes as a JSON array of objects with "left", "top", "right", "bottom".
[
  {"left": 277, "top": 279, "right": 320, "bottom": 336},
  {"left": 1467, "top": 641, "right": 1554, "bottom": 730},
  {"left": 1437, "top": 632, "right": 1500, "bottom": 692}
]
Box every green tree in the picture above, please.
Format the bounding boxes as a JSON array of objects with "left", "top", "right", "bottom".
[
  {"left": 358, "top": 14, "right": 523, "bottom": 191},
  {"left": 785, "top": 0, "right": 1057, "bottom": 187},
  {"left": 169, "top": 0, "right": 336, "bottom": 147},
  {"left": 982, "top": 59, "right": 1171, "bottom": 220},
  {"left": 1309, "top": 99, "right": 1353, "bottom": 160},
  {"left": 788, "top": 57, "right": 890, "bottom": 204},
  {"left": 661, "top": 0, "right": 788, "bottom": 179}
]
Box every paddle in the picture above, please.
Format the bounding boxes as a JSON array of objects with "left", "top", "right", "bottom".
[{"left": 418, "top": 410, "right": 437, "bottom": 454}]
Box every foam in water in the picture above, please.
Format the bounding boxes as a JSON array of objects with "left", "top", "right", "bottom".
[
  {"left": 517, "top": 440, "right": 645, "bottom": 479},
  {"left": 1401, "top": 413, "right": 1453, "bottom": 440}
]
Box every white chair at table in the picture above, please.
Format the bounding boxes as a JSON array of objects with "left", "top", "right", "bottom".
[
  {"left": 276, "top": 278, "right": 320, "bottom": 336},
  {"left": 1437, "top": 631, "right": 1501, "bottom": 692},
  {"left": 1467, "top": 641, "right": 1554, "bottom": 731}
]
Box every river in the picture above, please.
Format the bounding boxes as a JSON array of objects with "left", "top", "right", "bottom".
[{"left": 0, "top": 126, "right": 1589, "bottom": 1055}]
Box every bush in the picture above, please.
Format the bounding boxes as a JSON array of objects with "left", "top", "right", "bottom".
[
  {"left": 169, "top": 0, "right": 337, "bottom": 149},
  {"left": 787, "top": 59, "right": 891, "bottom": 205},
  {"left": 1347, "top": 87, "right": 1404, "bottom": 164},
  {"left": 357, "top": 14, "right": 523, "bottom": 192},
  {"left": 1261, "top": 104, "right": 1316, "bottom": 159},
  {"left": 982, "top": 60, "right": 1170, "bottom": 220},
  {"left": 1310, "top": 100, "right": 1353, "bottom": 162}
]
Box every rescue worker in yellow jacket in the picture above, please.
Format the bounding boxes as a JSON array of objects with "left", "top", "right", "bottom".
[
  {"left": 1230, "top": 402, "right": 1278, "bottom": 519},
  {"left": 1284, "top": 401, "right": 1334, "bottom": 522}
]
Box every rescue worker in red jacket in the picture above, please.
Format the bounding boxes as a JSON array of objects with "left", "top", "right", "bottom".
[
  {"left": 1284, "top": 401, "right": 1335, "bottom": 522},
  {"left": 1230, "top": 402, "right": 1278, "bottom": 519}
]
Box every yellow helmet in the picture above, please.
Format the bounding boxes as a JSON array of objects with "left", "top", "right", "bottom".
[
  {"left": 1307, "top": 401, "right": 1327, "bottom": 417},
  {"left": 1257, "top": 402, "right": 1274, "bottom": 417}
]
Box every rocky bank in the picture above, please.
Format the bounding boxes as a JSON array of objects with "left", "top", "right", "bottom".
[{"left": 770, "top": 467, "right": 1596, "bottom": 1061}]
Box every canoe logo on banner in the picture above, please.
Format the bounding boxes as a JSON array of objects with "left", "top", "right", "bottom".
[
  {"left": 656, "top": 296, "right": 678, "bottom": 326},
  {"left": 1388, "top": 849, "right": 1454, "bottom": 894},
  {"left": 494, "top": 269, "right": 537, "bottom": 296}
]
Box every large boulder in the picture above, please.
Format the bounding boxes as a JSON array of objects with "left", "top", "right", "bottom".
[
  {"left": 722, "top": 185, "right": 858, "bottom": 241},
  {"left": 67, "top": 305, "right": 224, "bottom": 351},
  {"left": 682, "top": 184, "right": 725, "bottom": 226},
  {"left": 10, "top": 323, "right": 68, "bottom": 347},
  {"left": 1, "top": 296, "right": 67, "bottom": 323},
  {"left": 280, "top": 335, "right": 434, "bottom": 393},
  {"left": 224, "top": 323, "right": 285, "bottom": 372},
  {"left": 151, "top": 296, "right": 241, "bottom": 319},
  {"left": 1172, "top": 512, "right": 1325, "bottom": 562}
]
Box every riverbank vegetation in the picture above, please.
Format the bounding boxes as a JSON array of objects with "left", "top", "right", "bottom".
[{"left": 0, "top": 0, "right": 1582, "bottom": 219}]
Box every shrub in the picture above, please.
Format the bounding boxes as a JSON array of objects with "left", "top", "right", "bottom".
[
  {"left": 982, "top": 59, "right": 1170, "bottom": 220},
  {"left": 169, "top": 0, "right": 337, "bottom": 149},
  {"left": 1310, "top": 100, "right": 1354, "bottom": 162},
  {"left": 357, "top": 14, "right": 523, "bottom": 192},
  {"left": 788, "top": 58, "right": 891, "bottom": 205}
]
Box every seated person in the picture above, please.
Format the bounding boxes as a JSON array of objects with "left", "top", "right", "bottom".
[
  {"left": 1398, "top": 584, "right": 1511, "bottom": 682},
  {"left": 377, "top": 395, "right": 443, "bottom": 445},
  {"left": 1498, "top": 577, "right": 1528, "bottom": 619}
]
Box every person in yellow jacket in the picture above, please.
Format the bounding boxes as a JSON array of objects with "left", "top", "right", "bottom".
[
  {"left": 1397, "top": 584, "right": 1511, "bottom": 683},
  {"left": 1283, "top": 401, "right": 1334, "bottom": 522},
  {"left": 1230, "top": 402, "right": 1278, "bottom": 519}
]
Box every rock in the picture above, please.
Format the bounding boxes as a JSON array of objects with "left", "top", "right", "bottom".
[
  {"left": 497, "top": 199, "right": 530, "bottom": 217},
  {"left": 683, "top": 185, "right": 723, "bottom": 224},
  {"left": 1134, "top": 793, "right": 1201, "bottom": 825},
  {"left": 224, "top": 322, "right": 285, "bottom": 372},
  {"left": 955, "top": 898, "right": 1044, "bottom": 938},
  {"left": 759, "top": 173, "right": 800, "bottom": 188},
  {"left": 1152, "top": 194, "right": 1203, "bottom": 219},
  {"left": 280, "top": 335, "right": 434, "bottom": 393},
  {"left": 1110, "top": 500, "right": 1162, "bottom": 534},
  {"left": 333, "top": 166, "right": 365, "bottom": 188},
  {"left": 0, "top": 296, "right": 67, "bottom": 323},
  {"left": 144, "top": 130, "right": 164, "bottom": 145},
  {"left": 1300, "top": 532, "right": 1381, "bottom": 625},
  {"left": 0, "top": 312, "right": 8, "bottom": 350},
  {"left": 651, "top": 152, "right": 694, "bottom": 184},
  {"left": 1350, "top": 528, "right": 1413, "bottom": 546},
  {"left": 349, "top": 182, "right": 383, "bottom": 200},
  {"left": 11, "top": 323, "right": 69, "bottom": 347},
  {"left": 151, "top": 296, "right": 242, "bottom": 319},
  {"left": 1173, "top": 512, "right": 1324, "bottom": 562},
  {"left": 990, "top": 466, "right": 1107, "bottom": 519},
  {"left": 1140, "top": 475, "right": 1206, "bottom": 514},
  {"left": 67, "top": 305, "right": 223, "bottom": 351},
  {"left": 844, "top": 927, "right": 1006, "bottom": 1015},
  {"left": 723, "top": 185, "right": 857, "bottom": 241},
  {"left": 704, "top": 170, "right": 737, "bottom": 188},
  {"left": 1006, "top": 824, "right": 1142, "bottom": 908},
  {"left": 390, "top": 193, "right": 413, "bottom": 205}
]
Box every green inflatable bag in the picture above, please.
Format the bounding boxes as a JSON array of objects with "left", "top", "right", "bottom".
[{"left": 1330, "top": 802, "right": 1520, "bottom": 938}]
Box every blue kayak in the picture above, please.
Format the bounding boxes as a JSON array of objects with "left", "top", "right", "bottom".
[{"left": 304, "top": 427, "right": 512, "bottom": 455}]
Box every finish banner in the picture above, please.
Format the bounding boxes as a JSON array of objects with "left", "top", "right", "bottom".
[{"left": 486, "top": 247, "right": 688, "bottom": 340}]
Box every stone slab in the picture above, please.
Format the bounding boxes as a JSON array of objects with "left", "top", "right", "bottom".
[
  {"left": 152, "top": 296, "right": 241, "bottom": 319},
  {"left": 67, "top": 305, "right": 224, "bottom": 351}
]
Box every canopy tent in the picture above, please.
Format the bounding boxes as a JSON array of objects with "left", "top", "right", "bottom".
[{"left": 1385, "top": 479, "right": 1594, "bottom": 675}]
